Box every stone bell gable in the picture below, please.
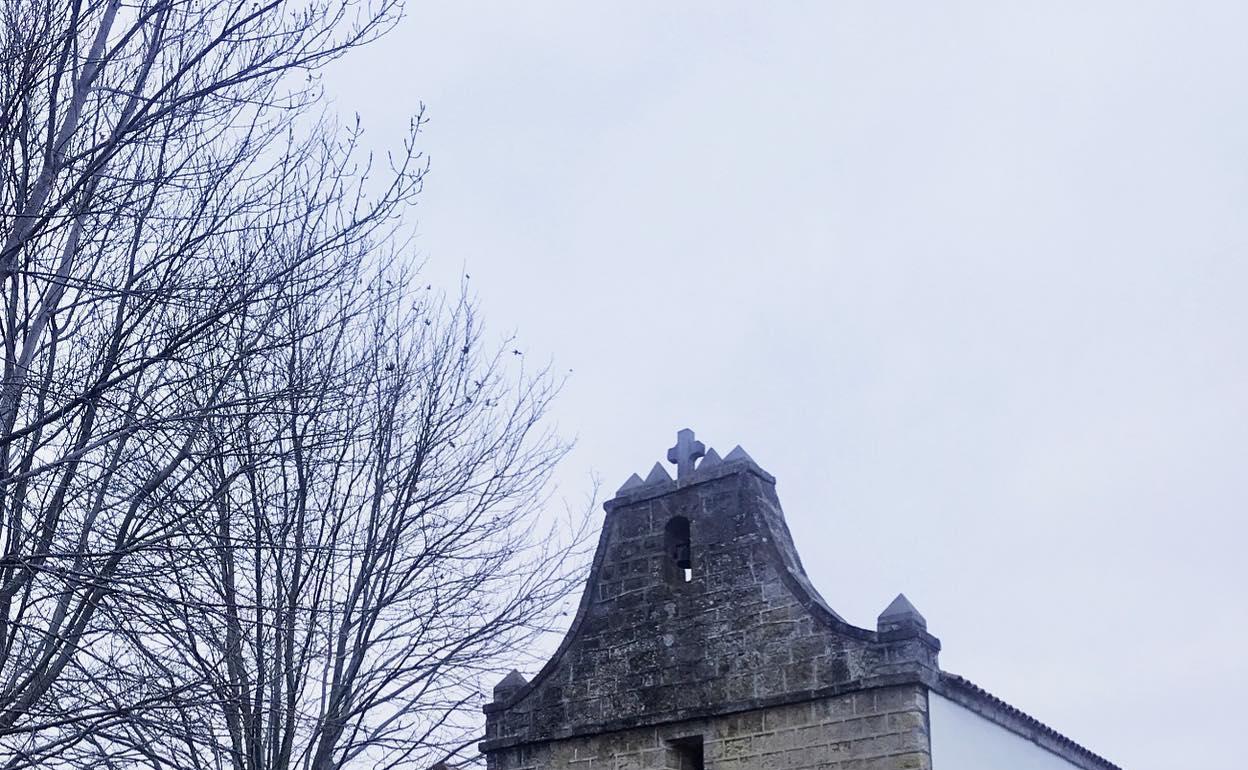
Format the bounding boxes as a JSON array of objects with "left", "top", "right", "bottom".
[
  {"left": 482, "top": 430, "right": 939, "bottom": 759},
  {"left": 481, "top": 430, "right": 1122, "bottom": 770}
]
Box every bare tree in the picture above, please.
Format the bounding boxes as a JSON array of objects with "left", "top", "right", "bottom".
[
  {"left": 0, "top": 2, "right": 584, "bottom": 767},
  {"left": 105, "top": 276, "right": 584, "bottom": 770}
]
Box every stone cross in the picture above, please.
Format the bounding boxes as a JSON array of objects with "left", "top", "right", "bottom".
[{"left": 666, "top": 428, "right": 706, "bottom": 480}]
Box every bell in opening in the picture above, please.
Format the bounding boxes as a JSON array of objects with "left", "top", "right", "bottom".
[{"left": 664, "top": 516, "right": 693, "bottom": 583}]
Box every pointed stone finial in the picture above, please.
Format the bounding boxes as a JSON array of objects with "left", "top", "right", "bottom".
[
  {"left": 492, "top": 669, "right": 528, "bottom": 701},
  {"left": 643, "top": 462, "right": 672, "bottom": 485},
  {"left": 877, "top": 593, "right": 927, "bottom": 632},
  {"left": 697, "top": 447, "right": 722, "bottom": 472},
  {"left": 666, "top": 428, "right": 706, "bottom": 480},
  {"left": 723, "top": 445, "right": 755, "bottom": 464},
  {"left": 616, "top": 473, "right": 645, "bottom": 495}
]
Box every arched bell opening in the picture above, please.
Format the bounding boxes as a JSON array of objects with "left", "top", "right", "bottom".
[{"left": 664, "top": 516, "right": 693, "bottom": 584}]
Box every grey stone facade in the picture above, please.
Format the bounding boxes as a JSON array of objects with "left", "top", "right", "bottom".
[
  {"left": 488, "top": 686, "right": 931, "bottom": 770},
  {"left": 481, "top": 433, "right": 1120, "bottom": 770}
]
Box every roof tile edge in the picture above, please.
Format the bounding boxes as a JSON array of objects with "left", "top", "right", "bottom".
[{"left": 932, "top": 673, "right": 1124, "bottom": 770}]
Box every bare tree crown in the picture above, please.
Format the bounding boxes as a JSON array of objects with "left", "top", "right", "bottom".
[{"left": 0, "top": 2, "right": 586, "bottom": 768}]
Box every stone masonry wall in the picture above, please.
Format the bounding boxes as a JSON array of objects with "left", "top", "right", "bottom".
[
  {"left": 484, "top": 463, "right": 939, "bottom": 749},
  {"left": 489, "top": 685, "right": 931, "bottom": 770}
]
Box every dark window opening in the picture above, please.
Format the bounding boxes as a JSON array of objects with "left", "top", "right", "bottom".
[
  {"left": 664, "top": 516, "right": 693, "bottom": 583},
  {"left": 668, "top": 733, "right": 708, "bottom": 763},
  {"left": 669, "top": 735, "right": 704, "bottom": 770}
]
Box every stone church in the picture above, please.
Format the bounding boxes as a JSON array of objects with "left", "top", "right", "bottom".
[{"left": 480, "top": 430, "right": 1121, "bottom": 770}]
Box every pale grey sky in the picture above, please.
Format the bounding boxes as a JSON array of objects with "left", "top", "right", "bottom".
[{"left": 324, "top": 4, "right": 1247, "bottom": 768}]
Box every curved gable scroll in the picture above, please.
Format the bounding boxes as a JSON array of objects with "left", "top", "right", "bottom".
[{"left": 481, "top": 456, "right": 940, "bottom": 752}]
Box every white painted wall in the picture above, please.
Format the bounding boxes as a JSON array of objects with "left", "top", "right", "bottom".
[{"left": 929, "top": 693, "right": 1082, "bottom": 770}]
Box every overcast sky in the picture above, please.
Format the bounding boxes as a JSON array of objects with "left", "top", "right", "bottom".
[{"left": 323, "top": 4, "right": 1246, "bottom": 768}]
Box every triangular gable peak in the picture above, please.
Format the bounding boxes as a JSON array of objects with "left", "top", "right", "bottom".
[{"left": 482, "top": 431, "right": 941, "bottom": 751}]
